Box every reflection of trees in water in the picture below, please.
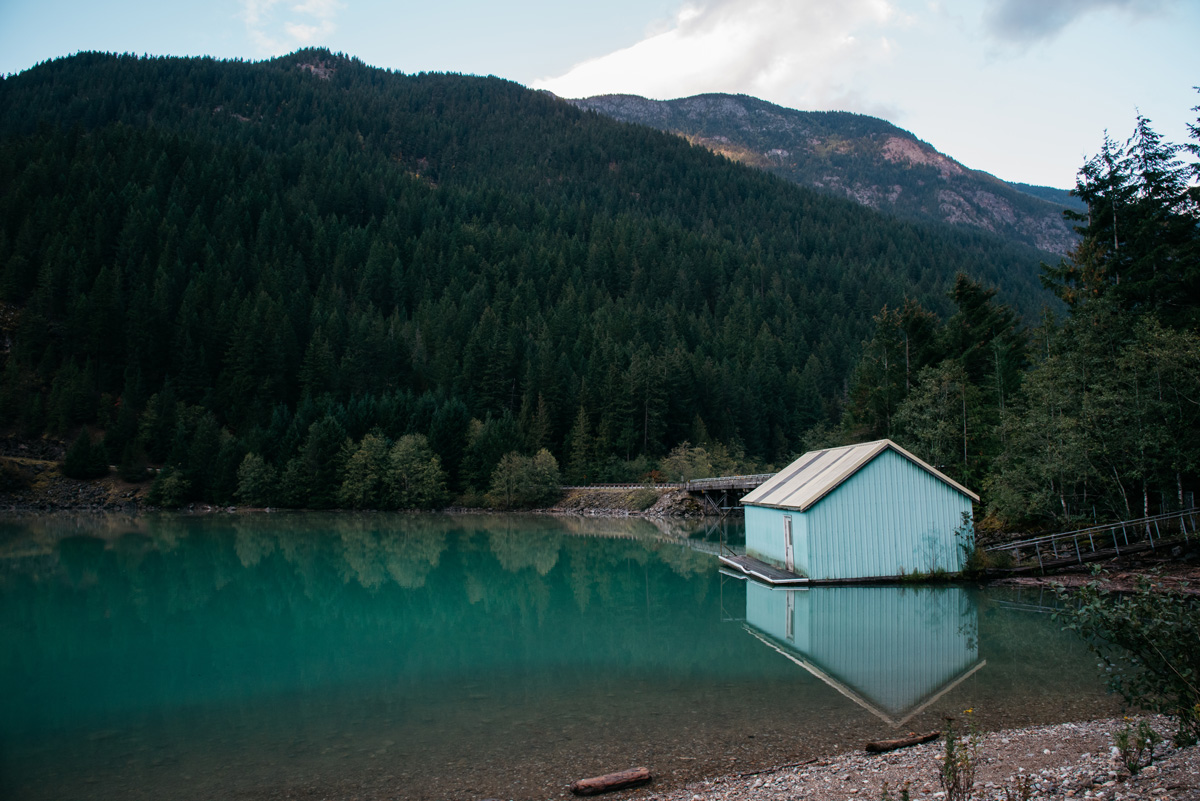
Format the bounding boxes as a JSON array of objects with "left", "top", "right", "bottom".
[
  {"left": 384, "top": 533, "right": 447, "bottom": 589},
  {"left": 489, "top": 529, "right": 560, "bottom": 575},
  {"left": 235, "top": 527, "right": 275, "bottom": 568},
  {"left": 338, "top": 528, "right": 391, "bottom": 589},
  {"left": 22, "top": 513, "right": 721, "bottom": 627}
]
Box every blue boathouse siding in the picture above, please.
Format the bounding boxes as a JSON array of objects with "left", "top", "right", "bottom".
[{"left": 745, "top": 447, "right": 973, "bottom": 581}]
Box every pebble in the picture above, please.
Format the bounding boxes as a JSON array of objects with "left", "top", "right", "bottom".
[{"left": 647, "top": 716, "right": 1198, "bottom": 801}]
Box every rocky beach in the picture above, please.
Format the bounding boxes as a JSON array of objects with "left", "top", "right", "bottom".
[{"left": 634, "top": 717, "right": 1199, "bottom": 801}]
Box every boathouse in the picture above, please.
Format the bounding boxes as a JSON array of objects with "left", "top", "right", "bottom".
[{"left": 736, "top": 439, "right": 978, "bottom": 582}]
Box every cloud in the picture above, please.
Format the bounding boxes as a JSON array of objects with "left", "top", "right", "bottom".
[
  {"left": 533, "top": 0, "right": 901, "bottom": 110},
  {"left": 981, "top": 0, "right": 1168, "bottom": 43},
  {"left": 239, "top": 0, "right": 343, "bottom": 53}
]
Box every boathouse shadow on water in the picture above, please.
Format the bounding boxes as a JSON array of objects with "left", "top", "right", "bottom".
[{"left": 738, "top": 581, "right": 984, "bottom": 728}]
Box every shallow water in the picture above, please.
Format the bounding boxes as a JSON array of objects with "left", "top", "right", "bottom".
[{"left": 0, "top": 512, "right": 1119, "bottom": 800}]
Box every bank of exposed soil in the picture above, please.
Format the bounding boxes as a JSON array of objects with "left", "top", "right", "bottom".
[
  {"left": 548, "top": 486, "right": 706, "bottom": 517},
  {"left": 0, "top": 453, "right": 148, "bottom": 512}
]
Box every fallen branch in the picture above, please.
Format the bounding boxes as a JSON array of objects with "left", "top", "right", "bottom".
[
  {"left": 736, "top": 758, "right": 818, "bottom": 778},
  {"left": 570, "top": 767, "right": 652, "bottom": 796},
  {"left": 865, "top": 731, "right": 941, "bottom": 753}
]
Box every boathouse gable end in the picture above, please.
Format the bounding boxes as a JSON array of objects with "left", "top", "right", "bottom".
[
  {"left": 745, "top": 504, "right": 809, "bottom": 576},
  {"left": 741, "top": 440, "right": 977, "bottom": 582}
]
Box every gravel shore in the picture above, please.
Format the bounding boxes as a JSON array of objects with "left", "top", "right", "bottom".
[{"left": 628, "top": 717, "right": 1198, "bottom": 801}]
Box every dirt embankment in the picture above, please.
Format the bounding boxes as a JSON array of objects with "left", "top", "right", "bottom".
[
  {"left": 990, "top": 547, "right": 1200, "bottom": 595},
  {"left": 548, "top": 487, "right": 707, "bottom": 517},
  {"left": 1, "top": 454, "right": 148, "bottom": 512}
]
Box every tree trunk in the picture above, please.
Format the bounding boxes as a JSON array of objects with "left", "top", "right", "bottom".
[
  {"left": 865, "top": 731, "right": 941, "bottom": 753},
  {"left": 570, "top": 768, "right": 652, "bottom": 796}
]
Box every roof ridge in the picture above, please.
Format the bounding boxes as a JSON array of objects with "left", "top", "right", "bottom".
[{"left": 741, "top": 438, "right": 978, "bottom": 510}]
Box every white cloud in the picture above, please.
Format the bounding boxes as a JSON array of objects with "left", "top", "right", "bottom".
[
  {"left": 533, "top": 0, "right": 899, "bottom": 110},
  {"left": 239, "top": 0, "right": 343, "bottom": 54},
  {"left": 291, "top": 0, "right": 342, "bottom": 20},
  {"left": 284, "top": 21, "right": 335, "bottom": 44},
  {"left": 240, "top": 0, "right": 283, "bottom": 28}
]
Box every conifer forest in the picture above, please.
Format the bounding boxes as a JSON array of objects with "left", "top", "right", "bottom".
[{"left": 1, "top": 51, "right": 1196, "bottom": 528}]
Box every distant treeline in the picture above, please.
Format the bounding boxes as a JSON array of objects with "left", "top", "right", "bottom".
[
  {"left": 0, "top": 50, "right": 1058, "bottom": 510},
  {"left": 841, "top": 107, "right": 1200, "bottom": 531}
]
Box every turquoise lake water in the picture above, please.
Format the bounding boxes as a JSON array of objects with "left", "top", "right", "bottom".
[{"left": 0, "top": 513, "right": 1120, "bottom": 800}]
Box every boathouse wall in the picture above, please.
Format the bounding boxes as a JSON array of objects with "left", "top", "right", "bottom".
[{"left": 744, "top": 447, "right": 974, "bottom": 581}]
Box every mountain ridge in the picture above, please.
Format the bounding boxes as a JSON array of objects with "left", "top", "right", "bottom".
[
  {"left": 567, "top": 92, "right": 1080, "bottom": 256},
  {"left": 0, "top": 49, "right": 1055, "bottom": 487}
]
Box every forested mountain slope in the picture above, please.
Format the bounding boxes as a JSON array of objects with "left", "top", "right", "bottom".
[
  {"left": 569, "top": 93, "right": 1080, "bottom": 255},
  {"left": 0, "top": 49, "right": 1055, "bottom": 502}
]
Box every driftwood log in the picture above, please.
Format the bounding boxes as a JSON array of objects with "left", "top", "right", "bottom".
[
  {"left": 569, "top": 767, "right": 652, "bottom": 796},
  {"left": 864, "top": 731, "right": 941, "bottom": 753}
]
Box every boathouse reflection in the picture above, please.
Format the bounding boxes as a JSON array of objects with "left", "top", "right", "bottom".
[{"left": 738, "top": 581, "right": 984, "bottom": 727}]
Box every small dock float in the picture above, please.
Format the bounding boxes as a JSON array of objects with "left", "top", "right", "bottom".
[{"left": 718, "top": 554, "right": 808, "bottom": 586}]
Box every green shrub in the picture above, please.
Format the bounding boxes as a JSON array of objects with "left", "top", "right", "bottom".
[
  {"left": 147, "top": 466, "right": 191, "bottom": 509},
  {"left": 1058, "top": 574, "right": 1200, "bottom": 745},
  {"left": 1114, "top": 719, "right": 1162, "bottom": 774},
  {"left": 486, "top": 449, "right": 561, "bottom": 509},
  {"left": 0, "top": 459, "right": 30, "bottom": 491},
  {"left": 987, "top": 549, "right": 1015, "bottom": 570},
  {"left": 235, "top": 453, "right": 278, "bottom": 506},
  {"left": 61, "top": 428, "right": 108, "bottom": 479},
  {"left": 627, "top": 487, "right": 659, "bottom": 511},
  {"left": 117, "top": 442, "right": 149, "bottom": 482},
  {"left": 940, "top": 711, "right": 979, "bottom": 801},
  {"left": 387, "top": 434, "right": 448, "bottom": 510}
]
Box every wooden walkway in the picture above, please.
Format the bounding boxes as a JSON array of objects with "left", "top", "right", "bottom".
[
  {"left": 984, "top": 507, "right": 1197, "bottom": 573},
  {"left": 718, "top": 554, "right": 808, "bottom": 585},
  {"left": 686, "top": 473, "right": 775, "bottom": 515}
]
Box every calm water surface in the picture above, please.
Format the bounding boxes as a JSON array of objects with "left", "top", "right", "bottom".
[{"left": 0, "top": 513, "right": 1119, "bottom": 800}]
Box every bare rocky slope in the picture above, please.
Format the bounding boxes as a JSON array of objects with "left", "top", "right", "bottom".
[{"left": 568, "top": 93, "right": 1081, "bottom": 256}]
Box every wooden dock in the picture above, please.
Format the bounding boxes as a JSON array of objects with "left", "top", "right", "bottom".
[{"left": 718, "top": 554, "right": 808, "bottom": 585}]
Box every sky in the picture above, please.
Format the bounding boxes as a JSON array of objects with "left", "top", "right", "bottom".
[{"left": 1, "top": 0, "right": 1196, "bottom": 188}]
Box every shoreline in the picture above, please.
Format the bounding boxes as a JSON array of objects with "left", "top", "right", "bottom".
[
  {"left": 4, "top": 458, "right": 1198, "bottom": 590},
  {"left": 0, "top": 454, "right": 709, "bottom": 518},
  {"left": 637, "top": 715, "right": 1198, "bottom": 801}
]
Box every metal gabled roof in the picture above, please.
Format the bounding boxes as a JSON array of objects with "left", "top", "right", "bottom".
[{"left": 740, "top": 439, "right": 979, "bottom": 511}]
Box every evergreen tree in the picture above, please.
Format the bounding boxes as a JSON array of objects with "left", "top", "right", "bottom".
[{"left": 61, "top": 427, "right": 108, "bottom": 479}]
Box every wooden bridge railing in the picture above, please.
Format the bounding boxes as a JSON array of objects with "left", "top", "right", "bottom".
[
  {"left": 985, "top": 507, "right": 1197, "bottom": 571},
  {"left": 686, "top": 474, "right": 776, "bottom": 491}
]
